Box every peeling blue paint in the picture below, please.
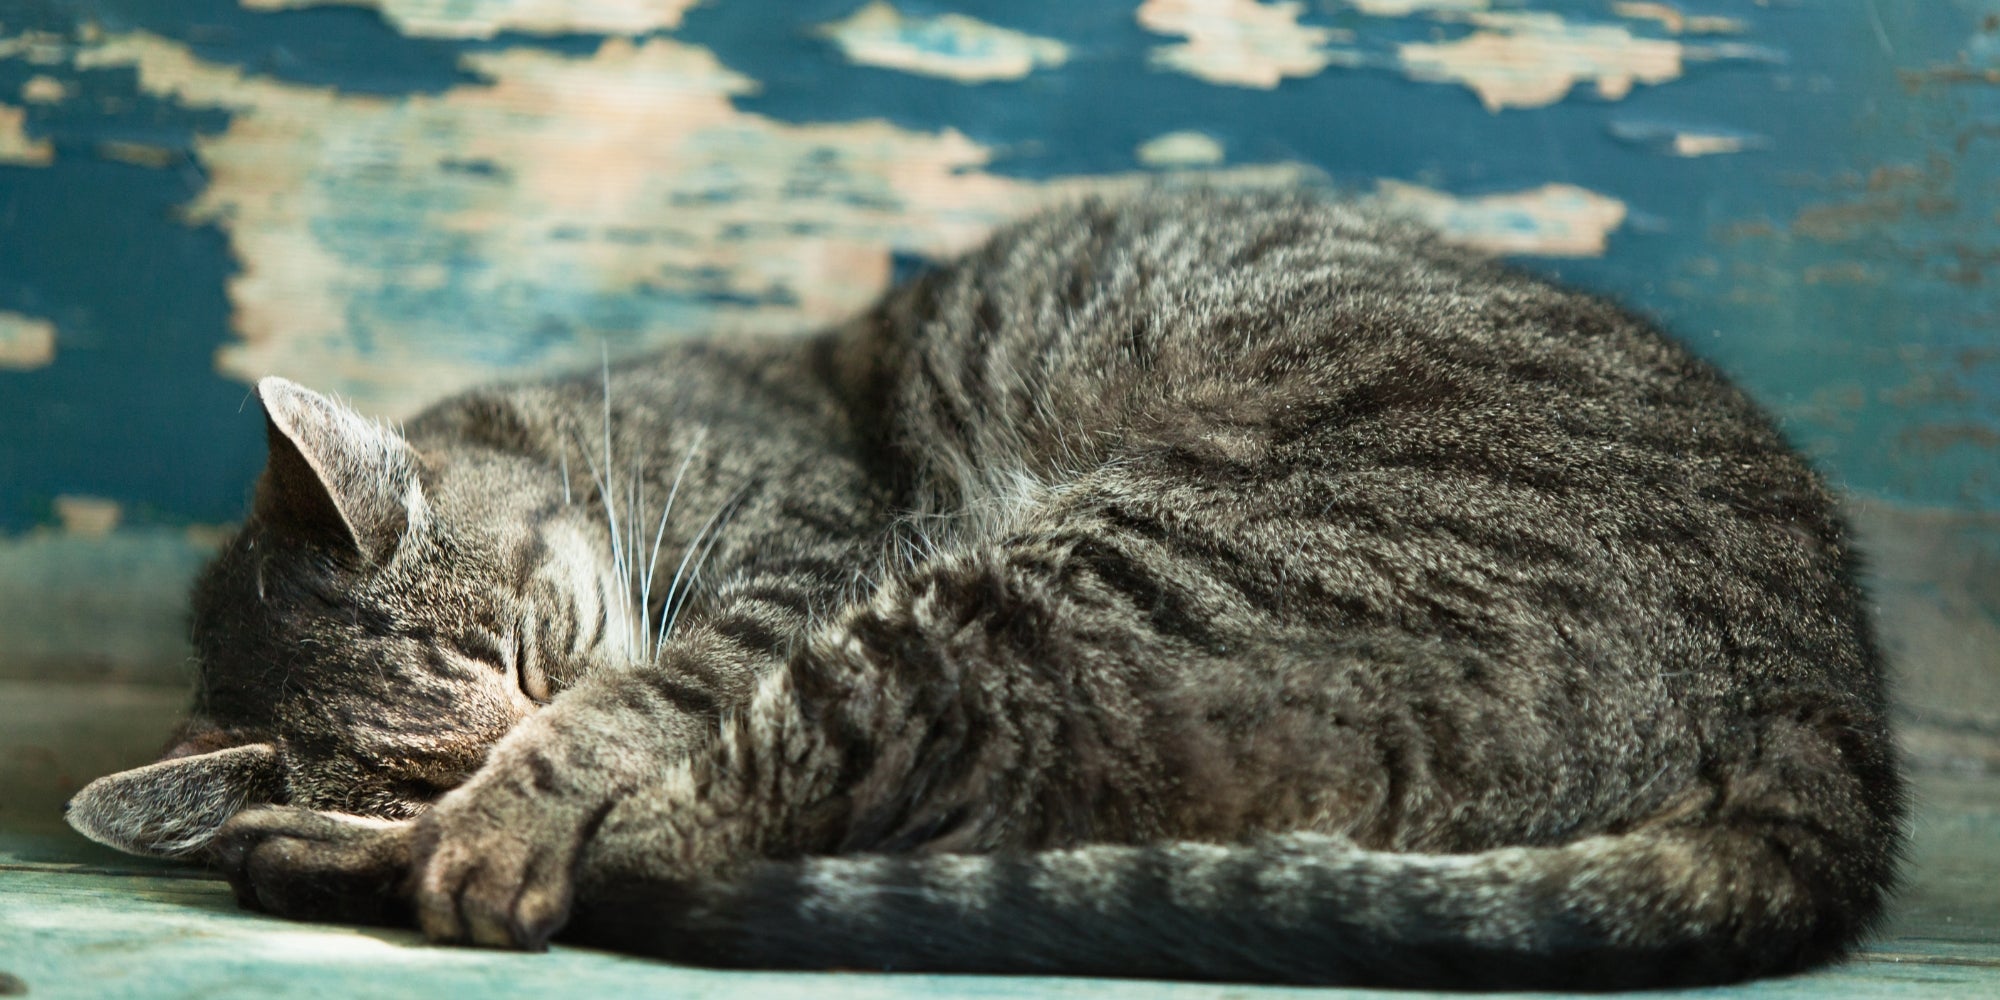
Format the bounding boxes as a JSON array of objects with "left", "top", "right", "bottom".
[
  {"left": 0, "top": 153, "right": 261, "bottom": 530},
  {"left": 0, "top": 0, "right": 1996, "bottom": 538},
  {"left": 57, "top": 0, "right": 476, "bottom": 95}
]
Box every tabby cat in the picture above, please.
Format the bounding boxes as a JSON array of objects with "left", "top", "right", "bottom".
[{"left": 68, "top": 191, "right": 1903, "bottom": 989}]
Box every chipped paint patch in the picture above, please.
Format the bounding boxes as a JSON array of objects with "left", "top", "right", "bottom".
[
  {"left": 1375, "top": 180, "right": 1627, "bottom": 257},
  {"left": 76, "top": 32, "right": 1314, "bottom": 416},
  {"left": 1611, "top": 2, "right": 1745, "bottom": 36},
  {"left": 1609, "top": 120, "right": 1766, "bottom": 157},
  {"left": 1144, "top": 3, "right": 1768, "bottom": 105},
  {"left": 1137, "top": 130, "right": 1225, "bottom": 167},
  {"left": 0, "top": 103, "right": 51, "bottom": 165},
  {"left": 52, "top": 497, "right": 121, "bottom": 539},
  {"left": 1670, "top": 132, "right": 1753, "bottom": 156},
  {"left": 818, "top": 1, "right": 1067, "bottom": 83},
  {"left": 1397, "top": 12, "right": 1686, "bottom": 111},
  {"left": 1342, "top": 0, "right": 1487, "bottom": 15},
  {"left": 1138, "top": 0, "right": 1348, "bottom": 89},
  {"left": 96, "top": 141, "right": 181, "bottom": 168},
  {"left": 0, "top": 31, "right": 70, "bottom": 65},
  {"left": 20, "top": 75, "right": 66, "bottom": 104},
  {"left": 0, "top": 311, "right": 56, "bottom": 368},
  {"left": 238, "top": 0, "right": 702, "bottom": 39}
]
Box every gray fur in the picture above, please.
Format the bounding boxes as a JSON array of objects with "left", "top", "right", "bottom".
[
  {"left": 66, "top": 744, "right": 280, "bottom": 858},
  {"left": 73, "top": 191, "right": 1902, "bottom": 988}
]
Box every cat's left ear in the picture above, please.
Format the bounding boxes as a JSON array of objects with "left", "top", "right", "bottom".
[
  {"left": 254, "top": 376, "right": 425, "bottom": 564},
  {"left": 64, "top": 744, "right": 283, "bottom": 858}
]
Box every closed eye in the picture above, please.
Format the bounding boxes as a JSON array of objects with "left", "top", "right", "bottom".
[
  {"left": 455, "top": 630, "right": 509, "bottom": 673},
  {"left": 395, "top": 773, "right": 461, "bottom": 802}
]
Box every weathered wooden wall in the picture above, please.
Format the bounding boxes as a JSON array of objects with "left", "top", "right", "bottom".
[
  {"left": 1, "top": 4, "right": 1996, "bottom": 995},
  {"left": 0, "top": 2, "right": 1994, "bottom": 775}
]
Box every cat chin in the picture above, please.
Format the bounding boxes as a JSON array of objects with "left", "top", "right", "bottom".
[{"left": 64, "top": 742, "right": 281, "bottom": 858}]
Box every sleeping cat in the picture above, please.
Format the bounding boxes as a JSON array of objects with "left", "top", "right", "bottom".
[{"left": 67, "top": 190, "right": 1903, "bottom": 989}]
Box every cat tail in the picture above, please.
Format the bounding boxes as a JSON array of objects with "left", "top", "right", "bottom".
[{"left": 568, "top": 810, "right": 1898, "bottom": 989}]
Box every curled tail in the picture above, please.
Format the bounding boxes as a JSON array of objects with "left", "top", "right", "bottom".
[{"left": 567, "top": 813, "right": 1897, "bottom": 990}]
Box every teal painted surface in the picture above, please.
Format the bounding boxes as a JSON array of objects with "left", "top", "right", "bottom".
[
  {"left": 5, "top": 3, "right": 1989, "bottom": 725},
  {"left": 0, "top": 0, "right": 1996, "bottom": 527}
]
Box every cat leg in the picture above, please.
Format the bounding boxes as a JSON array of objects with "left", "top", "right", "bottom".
[{"left": 210, "top": 806, "right": 412, "bottom": 926}]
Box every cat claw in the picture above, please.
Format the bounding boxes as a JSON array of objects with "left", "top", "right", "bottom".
[
  {"left": 401, "top": 796, "right": 609, "bottom": 951},
  {"left": 407, "top": 835, "right": 566, "bottom": 950}
]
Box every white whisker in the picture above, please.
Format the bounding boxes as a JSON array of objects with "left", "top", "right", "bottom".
[
  {"left": 559, "top": 439, "right": 572, "bottom": 506},
  {"left": 640, "top": 429, "right": 708, "bottom": 660},
  {"left": 626, "top": 458, "right": 643, "bottom": 660},
  {"left": 598, "top": 346, "right": 626, "bottom": 606},
  {"left": 664, "top": 497, "right": 740, "bottom": 643},
  {"left": 658, "top": 491, "right": 742, "bottom": 648}
]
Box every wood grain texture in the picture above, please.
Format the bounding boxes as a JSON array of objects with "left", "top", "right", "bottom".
[{"left": 2, "top": 682, "right": 1996, "bottom": 997}]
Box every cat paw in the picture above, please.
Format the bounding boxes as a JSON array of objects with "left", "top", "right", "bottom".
[
  {"left": 401, "top": 791, "right": 612, "bottom": 950},
  {"left": 210, "top": 806, "right": 414, "bottom": 926}
]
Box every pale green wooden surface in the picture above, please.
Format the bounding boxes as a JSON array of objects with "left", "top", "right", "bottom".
[{"left": 4, "top": 681, "right": 1996, "bottom": 998}]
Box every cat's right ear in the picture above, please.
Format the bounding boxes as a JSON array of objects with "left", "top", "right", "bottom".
[
  {"left": 254, "top": 376, "right": 424, "bottom": 564},
  {"left": 64, "top": 744, "right": 283, "bottom": 858}
]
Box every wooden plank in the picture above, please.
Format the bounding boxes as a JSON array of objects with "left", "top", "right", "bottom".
[
  {"left": 2, "top": 767, "right": 1995, "bottom": 998},
  {"left": 7, "top": 683, "right": 1996, "bottom": 996},
  {"left": 3, "top": 857, "right": 1996, "bottom": 1000}
]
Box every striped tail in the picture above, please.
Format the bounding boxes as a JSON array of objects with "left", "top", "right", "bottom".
[{"left": 565, "top": 817, "right": 1896, "bottom": 989}]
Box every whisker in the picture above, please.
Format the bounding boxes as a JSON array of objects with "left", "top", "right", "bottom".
[
  {"left": 658, "top": 490, "right": 744, "bottom": 648},
  {"left": 559, "top": 440, "right": 572, "bottom": 506},
  {"left": 627, "top": 458, "right": 643, "bottom": 660},
  {"left": 664, "top": 497, "right": 741, "bottom": 643},
  {"left": 570, "top": 401, "right": 631, "bottom": 661},
  {"left": 640, "top": 428, "right": 708, "bottom": 660},
  {"left": 598, "top": 345, "right": 626, "bottom": 606}
]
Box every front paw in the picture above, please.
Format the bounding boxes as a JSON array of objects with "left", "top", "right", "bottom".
[
  {"left": 210, "top": 806, "right": 414, "bottom": 926},
  {"left": 403, "top": 788, "right": 614, "bottom": 951}
]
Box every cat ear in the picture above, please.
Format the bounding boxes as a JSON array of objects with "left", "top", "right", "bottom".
[
  {"left": 64, "top": 744, "right": 282, "bottom": 858},
  {"left": 254, "top": 376, "right": 423, "bottom": 564}
]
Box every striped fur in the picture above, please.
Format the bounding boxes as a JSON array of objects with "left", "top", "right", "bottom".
[{"left": 72, "top": 191, "right": 1901, "bottom": 988}]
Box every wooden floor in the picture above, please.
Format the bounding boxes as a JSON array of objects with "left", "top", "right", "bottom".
[{"left": 3, "top": 680, "right": 1996, "bottom": 999}]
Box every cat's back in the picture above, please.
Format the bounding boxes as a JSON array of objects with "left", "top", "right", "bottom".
[
  {"left": 877, "top": 189, "right": 1821, "bottom": 508},
  {"left": 863, "top": 190, "right": 1879, "bottom": 730},
  {"left": 874, "top": 189, "right": 1780, "bottom": 457}
]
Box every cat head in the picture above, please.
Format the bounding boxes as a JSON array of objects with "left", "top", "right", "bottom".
[{"left": 67, "top": 377, "right": 632, "bottom": 857}]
